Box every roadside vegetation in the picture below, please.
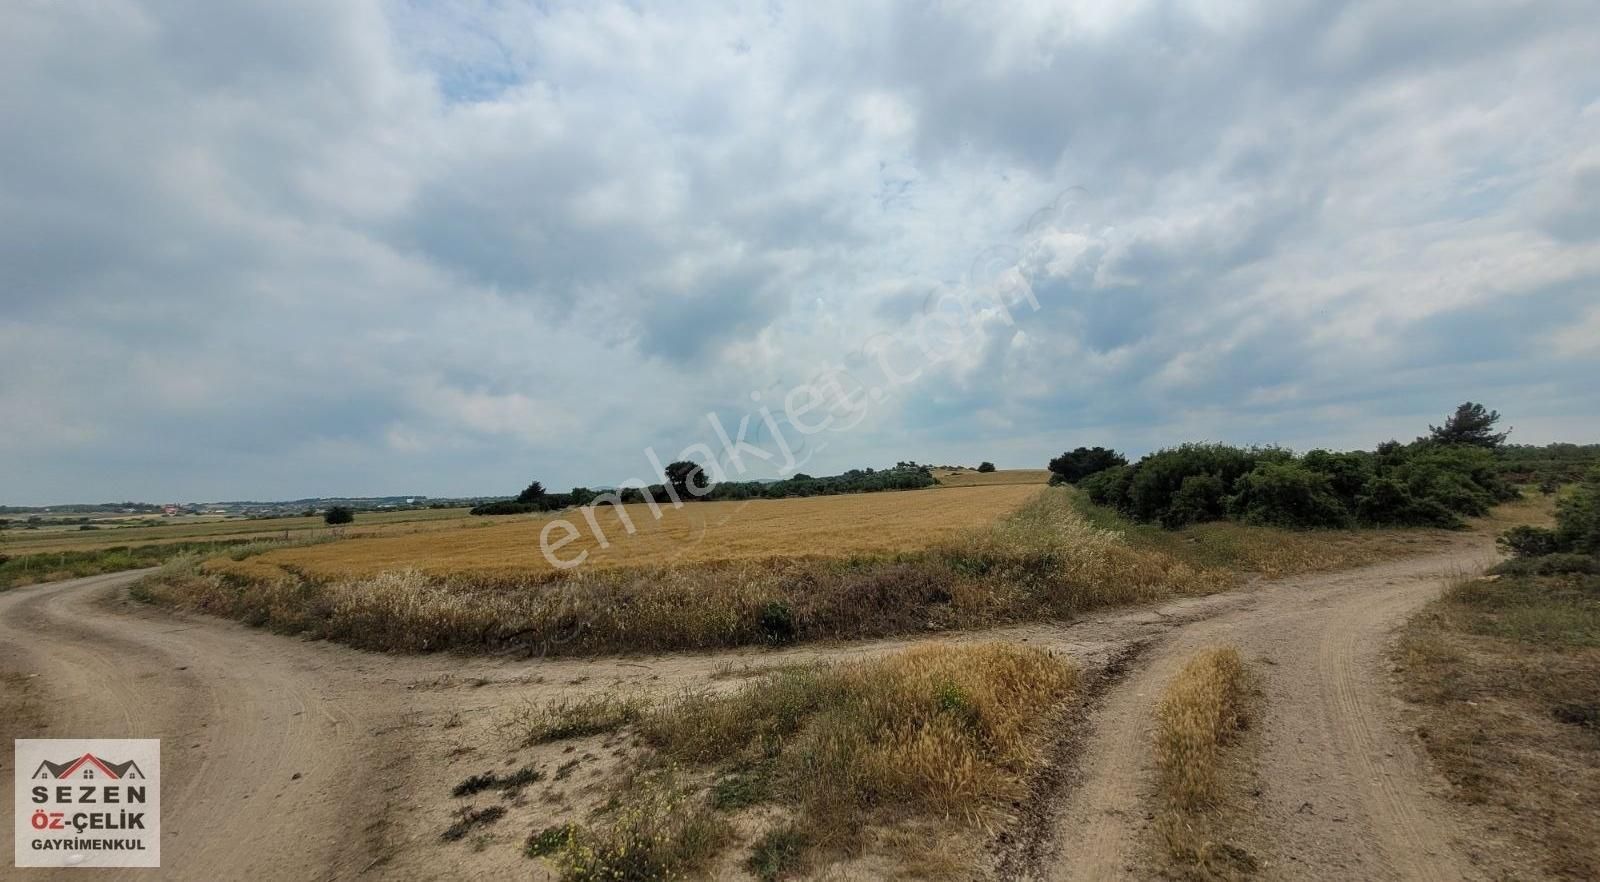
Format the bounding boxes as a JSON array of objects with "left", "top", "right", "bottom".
[
  {"left": 1067, "top": 493, "right": 1459, "bottom": 578},
  {"left": 509, "top": 643, "right": 1077, "bottom": 880},
  {"left": 1154, "top": 646, "right": 1257, "bottom": 881},
  {"left": 1057, "top": 403, "right": 1523, "bottom": 530},
  {"left": 1399, "top": 467, "right": 1600, "bottom": 879}
]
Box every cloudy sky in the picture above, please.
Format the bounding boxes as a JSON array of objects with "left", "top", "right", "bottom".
[{"left": 3, "top": 0, "right": 1598, "bottom": 504}]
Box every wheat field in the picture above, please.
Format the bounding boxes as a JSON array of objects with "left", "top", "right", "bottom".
[
  {"left": 932, "top": 467, "right": 1053, "bottom": 487},
  {"left": 217, "top": 480, "right": 1047, "bottom": 581}
]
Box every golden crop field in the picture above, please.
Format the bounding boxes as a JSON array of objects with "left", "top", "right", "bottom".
[
  {"left": 0, "top": 507, "right": 477, "bottom": 554},
  {"left": 932, "top": 467, "right": 1052, "bottom": 487},
  {"left": 217, "top": 481, "right": 1047, "bottom": 582}
]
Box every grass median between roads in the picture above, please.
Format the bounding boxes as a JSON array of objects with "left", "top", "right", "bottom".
[
  {"left": 1154, "top": 645, "right": 1257, "bottom": 881},
  {"left": 132, "top": 489, "right": 1229, "bottom": 655},
  {"left": 510, "top": 642, "right": 1077, "bottom": 880},
  {"left": 1399, "top": 563, "right": 1600, "bottom": 879}
]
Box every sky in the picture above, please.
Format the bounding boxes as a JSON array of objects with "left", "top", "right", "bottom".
[{"left": 3, "top": 0, "right": 1599, "bottom": 504}]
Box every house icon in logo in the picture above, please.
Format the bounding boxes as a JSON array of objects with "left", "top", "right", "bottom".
[{"left": 31, "top": 753, "right": 145, "bottom": 781}]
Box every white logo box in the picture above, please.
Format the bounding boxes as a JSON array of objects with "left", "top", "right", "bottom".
[{"left": 14, "top": 739, "right": 161, "bottom": 868}]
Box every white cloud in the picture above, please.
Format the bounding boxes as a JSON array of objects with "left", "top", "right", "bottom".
[{"left": 1, "top": 0, "right": 1598, "bottom": 502}]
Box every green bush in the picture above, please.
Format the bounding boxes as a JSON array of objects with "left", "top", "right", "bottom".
[
  {"left": 1227, "top": 462, "right": 1350, "bottom": 528},
  {"left": 1301, "top": 449, "right": 1374, "bottom": 508},
  {"left": 977, "top": 461, "right": 997, "bottom": 473},
  {"left": 1079, "top": 464, "right": 1133, "bottom": 507},
  {"left": 1047, "top": 446, "right": 1127, "bottom": 484},
  {"left": 323, "top": 506, "right": 354, "bottom": 525},
  {"left": 1490, "top": 553, "right": 1600, "bottom": 577},
  {"left": 1066, "top": 435, "right": 1516, "bottom": 531},
  {"left": 1164, "top": 474, "right": 1227, "bottom": 528},
  {"left": 1354, "top": 477, "right": 1461, "bottom": 528},
  {"left": 1123, "top": 444, "right": 1281, "bottom": 525},
  {"left": 757, "top": 600, "right": 797, "bottom": 644},
  {"left": 1498, "top": 525, "right": 1562, "bottom": 558},
  {"left": 1555, "top": 469, "right": 1600, "bottom": 555}
]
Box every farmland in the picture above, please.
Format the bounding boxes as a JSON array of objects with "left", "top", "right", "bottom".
[
  {"left": 0, "top": 505, "right": 476, "bottom": 554},
  {"left": 931, "top": 467, "right": 1054, "bottom": 487},
  {"left": 218, "top": 480, "right": 1045, "bottom": 582}
]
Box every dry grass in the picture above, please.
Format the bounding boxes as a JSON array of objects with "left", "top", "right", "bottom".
[
  {"left": 529, "top": 643, "right": 1077, "bottom": 879},
  {"left": 134, "top": 489, "right": 1226, "bottom": 656},
  {"left": 1399, "top": 569, "right": 1600, "bottom": 879},
  {"left": 551, "top": 766, "right": 731, "bottom": 882},
  {"left": 504, "top": 694, "right": 646, "bottom": 745},
  {"left": 216, "top": 483, "right": 1043, "bottom": 582},
  {"left": 1154, "top": 646, "right": 1257, "bottom": 881},
  {"left": 1156, "top": 647, "right": 1250, "bottom": 811}
]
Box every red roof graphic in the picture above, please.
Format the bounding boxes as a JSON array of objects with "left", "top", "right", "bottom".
[{"left": 31, "top": 753, "right": 145, "bottom": 780}]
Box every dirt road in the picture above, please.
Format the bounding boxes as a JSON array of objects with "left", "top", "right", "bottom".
[
  {"left": 0, "top": 536, "right": 1496, "bottom": 880},
  {"left": 1034, "top": 541, "right": 1499, "bottom": 882}
]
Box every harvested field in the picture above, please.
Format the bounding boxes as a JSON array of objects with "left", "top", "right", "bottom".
[{"left": 216, "top": 481, "right": 1044, "bottom": 581}]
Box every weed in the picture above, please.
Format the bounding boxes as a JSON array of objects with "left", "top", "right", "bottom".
[
  {"left": 452, "top": 765, "right": 544, "bottom": 797},
  {"left": 441, "top": 805, "right": 506, "bottom": 842},
  {"left": 524, "top": 823, "right": 576, "bottom": 858},
  {"left": 710, "top": 761, "right": 772, "bottom": 811},
  {"left": 550, "top": 771, "right": 728, "bottom": 882},
  {"left": 746, "top": 824, "right": 808, "bottom": 881},
  {"left": 506, "top": 694, "right": 645, "bottom": 745}
]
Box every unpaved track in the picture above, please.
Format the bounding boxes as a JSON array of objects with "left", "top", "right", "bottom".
[
  {"left": 1, "top": 536, "right": 1495, "bottom": 880},
  {"left": 0, "top": 571, "right": 387, "bottom": 881},
  {"left": 1038, "top": 539, "right": 1498, "bottom": 882}
]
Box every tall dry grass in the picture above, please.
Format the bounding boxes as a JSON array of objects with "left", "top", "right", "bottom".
[
  {"left": 1154, "top": 646, "right": 1256, "bottom": 881},
  {"left": 535, "top": 643, "right": 1076, "bottom": 879},
  {"left": 1155, "top": 646, "right": 1249, "bottom": 810},
  {"left": 133, "top": 489, "right": 1228, "bottom": 656}
]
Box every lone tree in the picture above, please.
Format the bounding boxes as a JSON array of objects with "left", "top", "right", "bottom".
[
  {"left": 665, "top": 460, "right": 710, "bottom": 499},
  {"left": 515, "top": 480, "right": 548, "bottom": 504},
  {"left": 977, "top": 461, "right": 997, "bottom": 473},
  {"left": 1428, "top": 402, "right": 1509, "bottom": 448},
  {"left": 1047, "top": 447, "right": 1128, "bottom": 484},
  {"left": 323, "top": 505, "right": 354, "bottom": 525}
]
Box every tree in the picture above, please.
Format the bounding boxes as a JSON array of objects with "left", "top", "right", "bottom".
[
  {"left": 515, "top": 480, "right": 548, "bottom": 504},
  {"left": 324, "top": 506, "right": 354, "bottom": 525},
  {"left": 1428, "top": 402, "right": 1509, "bottom": 448},
  {"left": 1047, "top": 446, "right": 1128, "bottom": 484},
  {"left": 977, "top": 461, "right": 996, "bottom": 473},
  {"left": 665, "top": 460, "right": 710, "bottom": 499}
]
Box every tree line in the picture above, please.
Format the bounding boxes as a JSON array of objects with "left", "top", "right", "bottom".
[
  {"left": 471, "top": 462, "right": 938, "bottom": 516},
  {"left": 1046, "top": 403, "right": 1593, "bottom": 530}
]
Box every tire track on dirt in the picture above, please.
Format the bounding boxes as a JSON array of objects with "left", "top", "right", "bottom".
[
  {"left": 0, "top": 572, "right": 384, "bottom": 881},
  {"left": 1033, "top": 541, "right": 1497, "bottom": 882}
]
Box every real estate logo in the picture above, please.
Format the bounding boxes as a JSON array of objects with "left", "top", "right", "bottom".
[{"left": 14, "top": 739, "right": 160, "bottom": 868}]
